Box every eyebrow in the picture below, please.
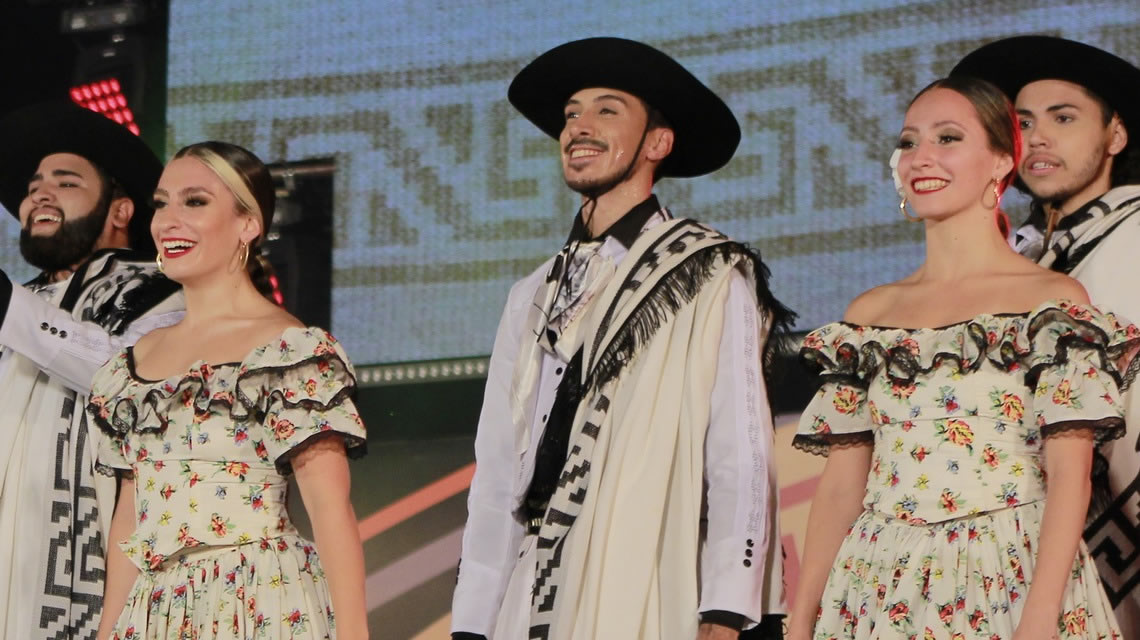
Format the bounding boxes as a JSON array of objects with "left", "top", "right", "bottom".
[
  {"left": 152, "top": 186, "right": 215, "bottom": 198},
  {"left": 28, "top": 168, "right": 85, "bottom": 184},
  {"left": 564, "top": 94, "right": 630, "bottom": 108},
  {"left": 1017, "top": 103, "right": 1081, "bottom": 116},
  {"left": 900, "top": 120, "right": 966, "bottom": 133}
]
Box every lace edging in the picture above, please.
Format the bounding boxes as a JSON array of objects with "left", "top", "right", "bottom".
[
  {"left": 272, "top": 429, "right": 368, "bottom": 476},
  {"left": 89, "top": 350, "right": 357, "bottom": 437},
  {"left": 791, "top": 431, "right": 874, "bottom": 457},
  {"left": 1040, "top": 417, "right": 1125, "bottom": 446}
]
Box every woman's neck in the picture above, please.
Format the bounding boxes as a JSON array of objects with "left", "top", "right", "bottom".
[
  {"left": 918, "top": 205, "right": 1016, "bottom": 281},
  {"left": 177, "top": 268, "right": 267, "bottom": 328}
]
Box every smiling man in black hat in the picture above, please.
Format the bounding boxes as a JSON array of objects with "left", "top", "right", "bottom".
[
  {"left": 954, "top": 35, "right": 1140, "bottom": 636},
  {"left": 451, "top": 38, "right": 790, "bottom": 640},
  {"left": 0, "top": 101, "right": 183, "bottom": 639}
]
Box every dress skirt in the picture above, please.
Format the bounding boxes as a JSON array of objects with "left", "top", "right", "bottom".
[
  {"left": 812, "top": 501, "right": 1121, "bottom": 639},
  {"left": 108, "top": 535, "right": 335, "bottom": 640}
]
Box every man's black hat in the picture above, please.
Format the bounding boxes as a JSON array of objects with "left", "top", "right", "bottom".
[
  {"left": 0, "top": 102, "right": 163, "bottom": 255},
  {"left": 508, "top": 37, "right": 741, "bottom": 178},
  {"left": 951, "top": 36, "right": 1140, "bottom": 139}
]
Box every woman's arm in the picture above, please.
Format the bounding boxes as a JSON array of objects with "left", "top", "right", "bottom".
[
  {"left": 786, "top": 443, "right": 872, "bottom": 640},
  {"left": 1012, "top": 430, "right": 1095, "bottom": 640},
  {"left": 293, "top": 437, "right": 368, "bottom": 639},
  {"left": 97, "top": 477, "right": 139, "bottom": 640}
]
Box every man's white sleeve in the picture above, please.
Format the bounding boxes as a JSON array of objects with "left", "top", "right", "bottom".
[
  {"left": 699, "top": 272, "right": 777, "bottom": 626},
  {"left": 0, "top": 285, "right": 183, "bottom": 392},
  {"left": 451, "top": 284, "right": 529, "bottom": 636}
]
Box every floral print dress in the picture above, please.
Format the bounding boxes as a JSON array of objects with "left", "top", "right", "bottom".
[
  {"left": 87, "top": 327, "right": 367, "bottom": 640},
  {"left": 795, "top": 301, "right": 1138, "bottom": 640}
]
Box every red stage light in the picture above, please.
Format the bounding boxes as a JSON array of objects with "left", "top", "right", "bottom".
[{"left": 69, "top": 76, "right": 141, "bottom": 136}]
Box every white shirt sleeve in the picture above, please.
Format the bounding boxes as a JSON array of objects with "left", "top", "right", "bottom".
[
  {"left": 451, "top": 281, "right": 531, "bottom": 636},
  {"left": 698, "top": 271, "right": 777, "bottom": 625},
  {"left": 0, "top": 285, "right": 183, "bottom": 392}
]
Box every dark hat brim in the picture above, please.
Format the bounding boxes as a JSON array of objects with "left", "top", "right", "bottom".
[
  {"left": 508, "top": 37, "right": 741, "bottom": 178},
  {"left": 951, "top": 36, "right": 1140, "bottom": 140},
  {"left": 0, "top": 102, "right": 163, "bottom": 255}
]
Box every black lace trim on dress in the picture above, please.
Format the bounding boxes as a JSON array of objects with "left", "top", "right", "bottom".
[
  {"left": 93, "top": 461, "right": 134, "bottom": 480},
  {"left": 802, "top": 306, "right": 1140, "bottom": 391},
  {"left": 1023, "top": 308, "right": 1140, "bottom": 391},
  {"left": 791, "top": 432, "right": 874, "bottom": 457},
  {"left": 90, "top": 351, "right": 357, "bottom": 437},
  {"left": 271, "top": 429, "right": 367, "bottom": 476},
  {"left": 1040, "top": 417, "right": 1125, "bottom": 446}
]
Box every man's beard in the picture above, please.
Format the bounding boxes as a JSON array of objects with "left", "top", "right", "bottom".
[
  {"left": 1027, "top": 140, "right": 1111, "bottom": 210},
  {"left": 19, "top": 201, "right": 110, "bottom": 273},
  {"left": 562, "top": 138, "right": 636, "bottom": 198}
]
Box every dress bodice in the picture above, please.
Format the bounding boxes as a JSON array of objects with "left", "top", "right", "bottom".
[
  {"left": 795, "top": 301, "right": 1138, "bottom": 524},
  {"left": 87, "top": 327, "right": 367, "bottom": 571}
]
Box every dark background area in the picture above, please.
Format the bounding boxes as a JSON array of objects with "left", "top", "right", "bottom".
[{"left": 1, "top": 0, "right": 168, "bottom": 155}]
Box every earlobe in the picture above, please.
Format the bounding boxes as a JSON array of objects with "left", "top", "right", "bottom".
[
  {"left": 241, "top": 215, "right": 262, "bottom": 246},
  {"left": 1109, "top": 117, "right": 1128, "bottom": 156}
]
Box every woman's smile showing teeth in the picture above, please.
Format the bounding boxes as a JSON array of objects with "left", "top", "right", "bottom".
[
  {"left": 161, "top": 238, "right": 198, "bottom": 258},
  {"left": 911, "top": 178, "right": 949, "bottom": 193}
]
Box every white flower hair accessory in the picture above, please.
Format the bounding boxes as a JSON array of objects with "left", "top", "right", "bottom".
[{"left": 889, "top": 147, "right": 904, "bottom": 197}]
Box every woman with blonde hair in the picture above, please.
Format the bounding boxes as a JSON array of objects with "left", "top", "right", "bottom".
[
  {"left": 787, "top": 77, "right": 1132, "bottom": 640},
  {"left": 89, "top": 141, "right": 368, "bottom": 639}
]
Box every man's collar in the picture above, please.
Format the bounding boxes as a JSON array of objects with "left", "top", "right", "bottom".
[
  {"left": 568, "top": 194, "right": 662, "bottom": 249},
  {"left": 1026, "top": 184, "right": 1140, "bottom": 232}
]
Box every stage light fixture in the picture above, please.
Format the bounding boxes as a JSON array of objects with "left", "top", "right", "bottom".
[
  {"left": 69, "top": 77, "right": 140, "bottom": 135},
  {"left": 60, "top": 3, "right": 144, "bottom": 34}
]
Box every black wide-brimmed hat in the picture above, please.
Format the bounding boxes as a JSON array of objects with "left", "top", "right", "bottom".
[
  {"left": 508, "top": 37, "right": 741, "bottom": 178},
  {"left": 951, "top": 36, "right": 1140, "bottom": 138},
  {"left": 0, "top": 101, "right": 163, "bottom": 255}
]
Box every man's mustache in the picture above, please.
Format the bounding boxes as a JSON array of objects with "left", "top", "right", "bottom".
[
  {"left": 564, "top": 138, "right": 608, "bottom": 153},
  {"left": 25, "top": 205, "right": 65, "bottom": 230}
]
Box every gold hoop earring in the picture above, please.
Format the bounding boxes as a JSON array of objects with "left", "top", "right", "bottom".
[
  {"left": 981, "top": 179, "right": 1000, "bottom": 209},
  {"left": 899, "top": 196, "right": 921, "bottom": 222},
  {"left": 239, "top": 242, "right": 250, "bottom": 270},
  {"left": 155, "top": 252, "right": 164, "bottom": 273}
]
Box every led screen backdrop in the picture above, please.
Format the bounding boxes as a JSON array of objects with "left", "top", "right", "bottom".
[{"left": 3, "top": 0, "right": 1137, "bottom": 365}]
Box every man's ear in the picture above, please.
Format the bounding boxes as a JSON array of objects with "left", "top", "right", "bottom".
[
  {"left": 645, "top": 127, "right": 674, "bottom": 163},
  {"left": 1108, "top": 114, "right": 1128, "bottom": 157},
  {"left": 108, "top": 197, "right": 134, "bottom": 230}
]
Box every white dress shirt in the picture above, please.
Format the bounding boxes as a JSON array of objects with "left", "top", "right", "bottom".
[{"left": 452, "top": 212, "right": 777, "bottom": 635}]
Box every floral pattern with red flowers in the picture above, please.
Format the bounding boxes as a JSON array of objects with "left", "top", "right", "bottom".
[
  {"left": 795, "top": 301, "right": 1131, "bottom": 639},
  {"left": 88, "top": 327, "right": 365, "bottom": 639}
]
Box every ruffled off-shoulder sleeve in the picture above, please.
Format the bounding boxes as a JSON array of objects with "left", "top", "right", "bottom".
[
  {"left": 793, "top": 323, "right": 876, "bottom": 456},
  {"left": 1023, "top": 302, "right": 1140, "bottom": 444},
  {"left": 87, "top": 350, "right": 136, "bottom": 477},
  {"left": 234, "top": 328, "right": 367, "bottom": 474}
]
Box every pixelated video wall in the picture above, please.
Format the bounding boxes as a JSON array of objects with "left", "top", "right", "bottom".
[{"left": 4, "top": 0, "right": 1139, "bottom": 364}]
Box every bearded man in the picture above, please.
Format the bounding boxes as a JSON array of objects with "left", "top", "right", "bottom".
[
  {"left": 0, "top": 102, "right": 183, "bottom": 639},
  {"left": 954, "top": 36, "right": 1140, "bottom": 637},
  {"left": 451, "top": 38, "right": 790, "bottom": 640}
]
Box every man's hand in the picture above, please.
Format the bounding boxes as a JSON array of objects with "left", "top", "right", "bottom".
[{"left": 697, "top": 622, "right": 738, "bottom": 640}]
